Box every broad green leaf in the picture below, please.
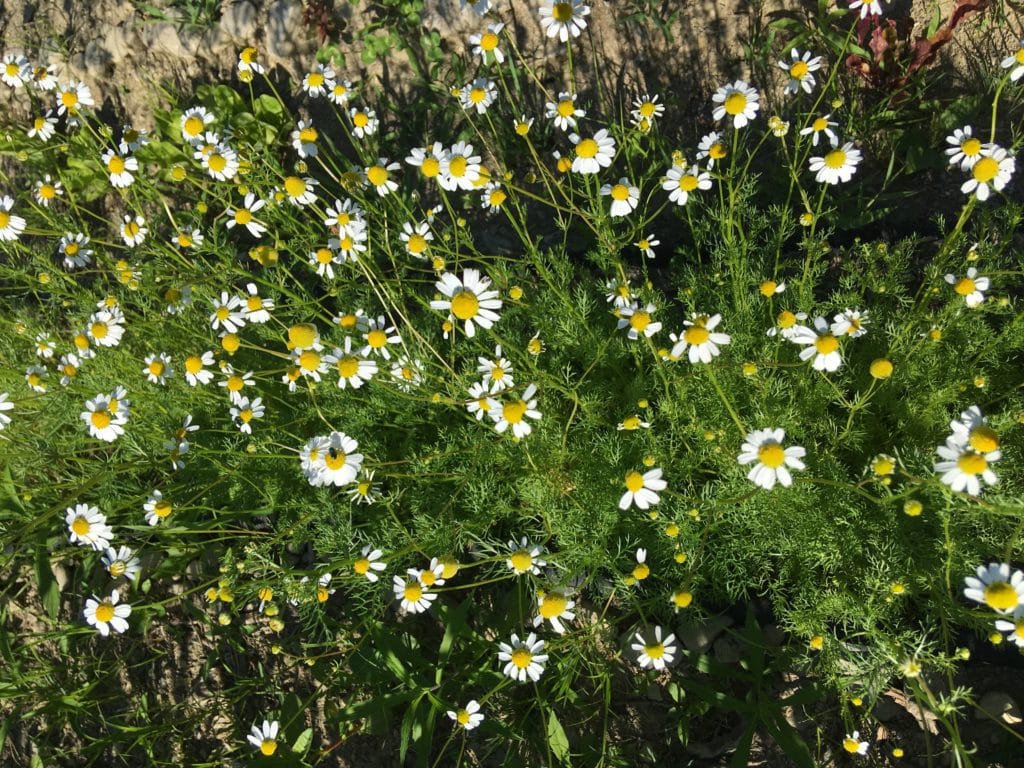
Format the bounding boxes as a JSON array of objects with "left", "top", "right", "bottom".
[{"left": 547, "top": 711, "right": 571, "bottom": 765}]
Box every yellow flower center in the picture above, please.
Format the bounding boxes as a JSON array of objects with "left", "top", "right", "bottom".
[
  {"left": 842, "top": 738, "right": 861, "bottom": 754},
  {"left": 502, "top": 400, "right": 527, "bottom": 425},
  {"left": 758, "top": 443, "right": 786, "bottom": 468},
  {"left": 684, "top": 326, "right": 710, "bottom": 345},
  {"left": 968, "top": 426, "right": 998, "bottom": 453},
  {"left": 972, "top": 156, "right": 999, "bottom": 183},
  {"left": 207, "top": 154, "right": 227, "bottom": 173},
  {"left": 317, "top": 585, "right": 330, "bottom": 602},
  {"left": 812, "top": 117, "right": 828, "bottom": 132},
  {"left": 621, "top": 416, "right": 641, "bottom": 430},
  {"left": 678, "top": 174, "right": 699, "bottom": 192},
  {"left": 480, "top": 31, "right": 499, "bottom": 51},
  {"left": 307, "top": 72, "right": 324, "bottom": 87},
  {"left": 94, "top": 602, "right": 115, "bottom": 622},
  {"left": 644, "top": 642, "right": 664, "bottom": 659},
  {"left": 870, "top": 359, "right": 893, "bottom": 379},
  {"left": 72, "top": 516, "right": 91, "bottom": 535},
  {"left": 239, "top": 409, "right": 253, "bottom": 423},
  {"left": 353, "top": 558, "right": 370, "bottom": 574},
  {"left": 247, "top": 296, "right": 263, "bottom": 311},
  {"left": 314, "top": 247, "right": 333, "bottom": 265},
  {"left": 509, "top": 550, "right": 533, "bottom": 573},
  {"left": 5, "top": 62, "right": 19, "bottom": 76},
  {"left": 90, "top": 411, "right": 112, "bottom": 429},
  {"left": 510, "top": 648, "right": 533, "bottom": 668},
  {"left": 673, "top": 590, "right": 693, "bottom": 608},
  {"left": 814, "top": 335, "right": 839, "bottom": 354},
  {"left": 954, "top": 277, "right": 976, "bottom": 296},
  {"left": 489, "top": 189, "right": 507, "bottom": 207},
  {"left": 552, "top": 2, "right": 573, "bottom": 22},
  {"left": 366, "top": 166, "right": 389, "bottom": 187},
  {"left": 284, "top": 176, "right": 306, "bottom": 197},
  {"left": 469, "top": 87, "right": 486, "bottom": 103},
  {"left": 226, "top": 376, "right": 244, "bottom": 392},
  {"left": 420, "top": 570, "right": 437, "bottom": 586},
  {"left": 760, "top": 280, "right": 777, "bottom": 297},
  {"left": 61, "top": 90, "right": 78, "bottom": 107},
  {"left": 448, "top": 156, "right": 468, "bottom": 179},
  {"left": 957, "top": 451, "right": 987, "bottom": 475},
  {"left": 633, "top": 563, "right": 650, "bottom": 580},
  {"left": 352, "top": 112, "right": 368, "bottom": 128},
  {"left": 406, "top": 233, "right": 428, "bottom": 254},
  {"left": 638, "top": 101, "right": 656, "bottom": 118},
  {"left": 299, "top": 350, "right": 321, "bottom": 371},
  {"left": 625, "top": 471, "right": 647, "bottom": 493},
  {"left": 441, "top": 559, "right": 459, "bottom": 579},
  {"left": 961, "top": 137, "right": 982, "bottom": 156},
  {"left": 403, "top": 583, "right": 423, "bottom": 602},
  {"left": 629, "top": 311, "right": 651, "bottom": 332},
  {"left": 299, "top": 127, "right": 318, "bottom": 143},
  {"left": 148, "top": 361, "right": 165, "bottom": 377},
  {"left": 109, "top": 560, "right": 127, "bottom": 577},
  {"left": 709, "top": 143, "right": 727, "bottom": 159},
  {"left": 324, "top": 450, "right": 347, "bottom": 471},
  {"left": 610, "top": 184, "right": 630, "bottom": 201},
  {"left": 107, "top": 156, "right": 125, "bottom": 174},
  {"left": 260, "top": 739, "right": 277, "bottom": 756},
  {"left": 40, "top": 184, "right": 56, "bottom": 199},
  {"left": 984, "top": 581, "right": 1018, "bottom": 611},
  {"left": 456, "top": 709, "right": 471, "bottom": 725},
  {"left": 539, "top": 593, "right": 567, "bottom": 618},
  {"left": 789, "top": 61, "right": 809, "bottom": 78},
  {"left": 723, "top": 92, "right": 747, "bottom": 115},
  {"left": 451, "top": 291, "right": 480, "bottom": 320},
  {"left": 575, "top": 138, "right": 598, "bottom": 158},
  {"left": 1016, "top": 48, "right": 1024, "bottom": 64},
  {"left": 367, "top": 329, "right": 387, "bottom": 348},
  {"left": 289, "top": 324, "right": 317, "bottom": 349},
  {"left": 337, "top": 357, "right": 359, "bottom": 378},
  {"left": 183, "top": 115, "right": 204, "bottom": 136},
  {"left": 154, "top": 500, "right": 172, "bottom": 518},
  {"left": 824, "top": 149, "right": 847, "bottom": 169},
  {"left": 556, "top": 99, "right": 575, "bottom": 118},
  {"left": 415, "top": 156, "right": 439, "bottom": 179}
]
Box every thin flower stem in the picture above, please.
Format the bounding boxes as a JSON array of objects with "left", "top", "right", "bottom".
[{"left": 705, "top": 365, "right": 745, "bottom": 435}]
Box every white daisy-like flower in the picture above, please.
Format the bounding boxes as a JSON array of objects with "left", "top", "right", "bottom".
[
  {"left": 934, "top": 437, "right": 999, "bottom": 496},
  {"left": 362, "top": 315, "right": 402, "bottom": 360},
  {"left": 618, "top": 468, "right": 667, "bottom": 511},
  {"left": 790, "top": 316, "right": 843, "bottom": 372},
  {"left": 324, "top": 197, "right": 366, "bottom": 236},
  {"left": 390, "top": 357, "right": 424, "bottom": 392},
  {"left": 225, "top": 192, "right": 267, "bottom": 238},
  {"left": 56, "top": 80, "right": 94, "bottom": 116},
  {"left": 348, "top": 470, "right": 382, "bottom": 505},
  {"left": 459, "top": 77, "right": 497, "bottom": 114},
  {"left": 670, "top": 313, "right": 730, "bottom": 363},
  {"left": 230, "top": 396, "right": 265, "bottom": 434},
  {"left": 767, "top": 309, "right": 806, "bottom": 340},
  {"left": 209, "top": 292, "right": 247, "bottom": 333},
  {"left": 325, "top": 337, "right": 378, "bottom": 389},
  {"left": 737, "top": 428, "right": 807, "bottom": 490},
  {"left": 84, "top": 590, "right": 131, "bottom": 637},
  {"left": 143, "top": 352, "right": 173, "bottom": 385},
  {"left": 447, "top": 700, "right": 484, "bottom": 730},
  {"left": 809, "top": 142, "right": 862, "bottom": 184},
  {"left": 477, "top": 345, "right": 514, "bottom": 393},
  {"left": 25, "top": 365, "right": 47, "bottom": 393},
  {"left": 309, "top": 244, "right": 342, "bottom": 279},
  {"left": 630, "top": 548, "right": 651, "bottom": 581},
  {"left": 120, "top": 214, "right": 148, "bottom": 247},
  {"left": 349, "top": 107, "right": 379, "bottom": 139},
  {"left": 492, "top": 384, "right": 541, "bottom": 438},
  {"left": 1002, "top": 39, "right": 1024, "bottom": 82},
  {"left": 779, "top": 48, "right": 822, "bottom": 95},
  {"left": 218, "top": 366, "right": 255, "bottom": 405},
  {"left": 712, "top": 80, "right": 759, "bottom": 128},
  {"left": 102, "top": 545, "right": 141, "bottom": 581},
  {"left": 466, "top": 381, "right": 497, "bottom": 420},
  {"left": 292, "top": 119, "right": 319, "bottom": 157},
  {"left": 944, "top": 267, "right": 989, "bottom": 308},
  {"left": 328, "top": 78, "right": 353, "bottom": 105},
  {"left": 0, "top": 392, "right": 13, "bottom": 430},
  {"left": 830, "top": 308, "right": 869, "bottom": 338},
  {"left": 28, "top": 112, "right": 58, "bottom": 141},
  {"left": 945, "top": 126, "right": 985, "bottom": 171},
  {"left": 143, "top": 489, "right": 173, "bottom": 526},
  {"left": 406, "top": 142, "right": 448, "bottom": 182},
  {"left": 800, "top": 114, "right": 839, "bottom": 147},
  {"left": 842, "top": 731, "right": 869, "bottom": 756},
  {"left": 961, "top": 144, "right": 1014, "bottom": 202},
  {"left": 101, "top": 149, "right": 138, "bottom": 188},
  {"left": 569, "top": 128, "right": 616, "bottom": 174},
  {"left": 617, "top": 302, "right": 662, "bottom": 340},
  {"left": 631, "top": 93, "right": 664, "bottom": 127},
  {"left": 948, "top": 405, "right": 1000, "bottom": 454},
  {"left": 81, "top": 394, "right": 126, "bottom": 442},
  {"left": 365, "top": 157, "right": 401, "bottom": 197},
  {"left": 964, "top": 563, "right": 1024, "bottom": 613},
  {"left": 440, "top": 140, "right": 482, "bottom": 191},
  {"left": 59, "top": 232, "right": 92, "bottom": 269},
  {"left": 507, "top": 537, "right": 546, "bottom": 575},
  {"left": 546, "top": 91, "right": 584, "bottom": 131},
  {"left": 247, "top": 720, "right": 280, "bottom": 756},
  {"left": 600, "top": 177, "right": 640, "bottom": 217},
  {"left": 183, "top": 351, "right": 215, "bottom": 386},
  {"left": 498, "top": 632, "right": 548, "bottom": 682},
  {"left": 66, "top": 504, "right": 114, "bottom": 549},
  {"left": 352, "top": 546, "right": 387, "bottom": 582},
  {"left": 291, "top": 345, "right": 328, "bottom": 382},
  {"left": 1, "top": 53, "right": 30, "bottom": 87},
  {"left": 431, "top": 269, "right": 502, "bottom": 338},
  {"left": 240, "top": 283, "right": 273, "bottom": 323},
  {"left": 631, "top": 626, "right": 677, "bottom": 670},
  {"left": 237, "top": 46, "right": 266, "bottom": 77},
  {"left": 696, "top": 131, "right": 728, "bottom": 168},
  {"left": 662, "top": 161, "right": 712, "bottom": 206},
  {"left": 282, "top": 175, "right": 318, "bottom": 206},
  {"left": 605, "top": 278, "right": 635, "bottom": 308},
  {"left": 635, "top": 233, "right": 659, "bottom": 259},
  {"left": 302, "top": 64, "right": 335, "bottom": 97},
  {"left": 539, "top": 0, "right": 590, "bottom": 43},
  {"left": 88, "top": 308, "right": 126, "bottom": 347},
  {"left": 180, "top": 106, "right": 214, "bottom": 144},
  {"left": 393, "top": 575, "right": 437, "bottom": 614},
  {"left": 0, "top": 195, "right": 26, "bottom": 242},
  {"left": 58, "top": 354, "right": 80, "bottom": 386},
  {"left": 319, "top": 431, "right": 364, "bottom": 487},
  {"left": 199, "top": 142, "right": 239, "bottom": 181},
  {"left": 617, "top": 414, "right": 650, "bottom": 431},
  {"left": 994, "top": 606, "right": 1024, "bottom": 647},
  {"left": 34, "top": 174, "right": 63, "bottom": 206},
  {"left": 470, "top": 22, "right": 505, "bottom": 63},
  {"left": 533, "top": 590, "right": 576, "bottom": 634}
]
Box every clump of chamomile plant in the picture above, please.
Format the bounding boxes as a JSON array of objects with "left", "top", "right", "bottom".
[{"left": 0, "top": 0, "right": 1023, "bottom": 764}]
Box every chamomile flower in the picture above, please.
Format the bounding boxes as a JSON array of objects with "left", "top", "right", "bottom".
[
  {"left": 945, "top": 126, "right": 984, "bottom": 171},
  {"left": 948, "top": 405, "right": 999, "bottom": 453},
  {"left": 617, "top": 415, "right": 651, "bottom": 431},
  {"left": 964, "top": 563, "right": 1024, "bottom": 613},
  {"left": 779, "top": 48, "right": 822, "bottom": 95},
  {"left": 630, "top": 548, "right": 651, "bottom": 581},
  {"left": 1, "top": 54, "right": 29, "bottom": 87},
  {"left": 393, "top": 575, "right": 437, "bottom": 614},
  {"left": 230, "top": 396, "right": 265, "bottom": 434},
  {"left": 961, "top": 144, "right": 1015, "bottom": 202},
  {"left": 631, "top": 93, "right": 664, "bottom": 128},
  {"left": 348, "top": 470, "right": 382, "bottom": 505},
  {"left": 662, "top": 161, "right": 712, "bottom": 205},
  {"left": 481, "top": 182, "right": 507, "bottom": 212},
  {"left": 239, "top": 283, "right": 273, "bottom": 324},
  {"left": 790, "top": 316, "right": 843, "bottom": 372},
  {"left": 180, "top": 106, "right": 214, "bottom": 144},
  {"left": 33, "top": 175, "right": 63, "bottom": 206},
  {"left": 767, "top": 309, "right": 807, "bottom": 339},
  {"left": 944, "top": 267, "right": 989, "bottom": 308},
  {"left": 143, "top": 490, "right": 173, "bottom": 526},
  {"left": 101, "top": 149, "right": 137, "bottom": 188},
  {"left": 349, "top": 106, "right": 378, "bottom": 139},
  {"left": 800, "top": 114, "right": 839, "bottom": 147},
  {"left": 546, "top": 92, "right": 584, "bottom": 131},
  {"left": 365, "top": 158, "right": 401, "bottom": 196},
  {"left": 302, "top": 64, "right": 335, "bottom": 97},
  {"left": 199, "top": 142, "right": 239, "bottom": 181},
  {"left": 533, "top": 590, "right": 576, "bottom": 634},
  {"left": 84, "top": 590, "right": 131, "bottom": 637},
  {"left": 210, "top": 292, "right": 247, "bottom": 333},
  {"left": 56, "top": 80, "right": 94, "bottom": 116},
  {"left": 507, "top": 537, "right": 546, "bottom": 575},
  {"left": 994, "top": 607, "right": 1024, "bottom": 647},
  {"left": 831, "top": 308, "right": 869, "bottom": 338},
  {"left": 291, "top": 119, "right": 319, "bottom": 158},
  {"left": 58, "top": 354, "right": 80, "bottom": 386},
  {"left": 352, "top": 546, "right": 387, "bottom": 582},
  {"left": 634, "top": 233, "right": 659, "bottom": 259},
  {"left": 498, "top": 633, "right": 548, "bottom": 682},
  {"left": 0, "top": 392, "right": 12, "bottom": 430},
  {"left": 183, "top": 351, "right": 215, "bottom": 386},
  {"left": 66, "top": 504, "right": 113, "bottom": 549},
  {"left": 0, "top": 195, "right": 26, "bottom": 241},
  {"left": 849, "top": 0, "right": 883, "bottom": 17},
  {"left": 809, "top": 142, "right": 862, "bottom": 184},
  {"left": 619, "top": 468, "right": 667, "bottom": 510},
  {"left": 618, "top": 302, "right": 662, "bottom": 339},
  {"left": 934, "top": 438, "right": 999, "bottom": 496},
  {"left": 237, "top": 46, "right": 265, "bottom": 77},
  {"left": 539, "top": 0, "right": 590, "bottom": 42},
  {"left": 470, "top": 23, "right": 505, "bottom": 63},
  {"left": 632, "top": 626, "right": 677, "bottom": 670},
  {"left": 842, "top": 732, "right": 869, "bottom": 756},
  {"left": 440, "top": 140, "right": 482, "bottom": 191},
  {"left": 218, "top": 366, "right": 255, "bottom": 405},
  {"left": 292, "top": 345, "right": 328, "bottom": 382},
  {"left": 225, "top": 192, "right": 267, "bottom": 238},
  {"left": 671, "top": 313, "right": 731, "bottom": 363},
  {"left": 712, "top": 80, "right": 759, "bottom": 128},
  {"left": 605, "top": 278, "right": 635, "bottom": 308},
  {"left": 102, "top": 546, "right": 141, "bottom": 581},
  {"left": 81, "top": 394, "right": 126, "bottom": 441},
  {"left": 24, "top": 365, "right": 47, "bottom": 393},
  {"left": 319, "top": 431, "right": 364, "bottom": 487},
  {"left": 447, "top": 700, "right": 484, "bottom": 730},
  {"left": 1002, "top": 39, "right": 1024, "bottom": 81},
  {"left": 59, "top": 232, "right": 92, "bottom": 269},
  {"left": 460, "top": 77, "right": 497, "bottom": 114},
  {"left": 27, "top": 112, "right": 57, "bottom": 141},
  {"left": 431, "top": 269, "right": 502, "bottom": 338},
  {"left": 120, "top": 214, "right": 148, "bottom": 247},
  {"left": 492, "top": 384, "right": 541, "bottom": 438},
  {"left": 362, "top": 315, "right": 402, "bottom": 360},
  {"left": 737, "top": 428, "right": 806, "bottom": 489},
  {"left": 324, "top": 338, "right": 377, "bottom": 389},
  {"left": 406, "top": 142, "right": 448, "bottom": 182},
  {"left": 143, "top": 353, "right": 173, "bottom": 385},
  {"left": 569, "top": 128, "right": 616, "bottom": 174},
  {"left": 247, "top": 720, "right": 280, "bottom": 756},
  {"left": 477, "top": 345, "right": 514, "bottom": 393},
  {"left": 600, "top": 177, "right": 640, "bottom": 217}
]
